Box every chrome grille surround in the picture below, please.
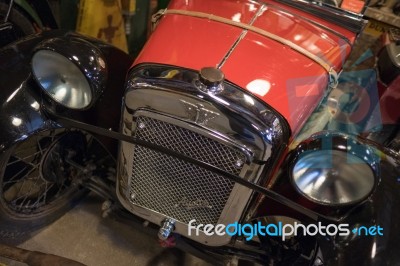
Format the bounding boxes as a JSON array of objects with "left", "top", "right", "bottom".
[
  {"left": 117, "top": 65, "right": 288, "bottom": 246},
  {"left": 129, "top": 113, "right": 246, "bottom": 226}
]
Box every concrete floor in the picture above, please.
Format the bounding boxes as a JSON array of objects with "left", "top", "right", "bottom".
[{"left": 0, "top": 194, "right": 212, "bottom": 266}]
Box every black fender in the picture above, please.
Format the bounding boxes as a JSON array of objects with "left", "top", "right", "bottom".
[
  {"left": 0, "top": 30, "right": 133, "bottom": 156},
  {"left": 316, "top": 154, "right": 400, "bottom": 265},
  {"left": 253, "top": 133, "right": 400, "bottom": 265}
]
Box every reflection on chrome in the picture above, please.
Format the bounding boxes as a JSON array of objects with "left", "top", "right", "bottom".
[
  {"left": 6, "top": 85, "right": 22, "bottom": 103},
  {"left": 243, "top": 94, "right": 255, "bottom": 105},
  {"left": 30, "top": 101, "right": 40, "bottom": 111},
  {"left": 11, "top": 117, "right": 22, "bottom": 127},
  {"left": 371, "top": 240, "right": 377, "bottom": 259}
]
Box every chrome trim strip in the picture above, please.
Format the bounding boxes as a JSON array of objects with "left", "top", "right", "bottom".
[{"left": 217, "top": 3, "right": 267, "bottom": 69}]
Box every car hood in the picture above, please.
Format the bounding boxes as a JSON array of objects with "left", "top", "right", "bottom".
[{"left": 133, "top": 0, "right": 356, "bottom": 134}]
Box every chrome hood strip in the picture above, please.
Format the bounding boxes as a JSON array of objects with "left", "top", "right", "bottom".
[{"left": 216, "top": 3, "right": 266, "bottom": 69}]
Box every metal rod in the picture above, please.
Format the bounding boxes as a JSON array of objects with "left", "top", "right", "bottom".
[
  {"left": 51, "top": 114, "right": 336, "bottom": 222},
  {"left": 4, "top": 0, "right": 15, "bottom": 23}
]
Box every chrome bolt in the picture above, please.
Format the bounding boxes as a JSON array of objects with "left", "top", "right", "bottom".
[
  {"left": 235, "top": 159, "right": 244, "bottom": 168},
  {"left": 158, "top": 218, "right": 175, "bottom": 240},
  {"left": 130, "top": 193, "right": 136, "bottom": 201},
  {"left": 101, "top": 200, "right": 112, "bottom": 218},
  {"left": 101, "top": 200, "right": 112, "bottom": 211},
  {"left": 314, "top": 257, "right": 323, "bottom": 266}
]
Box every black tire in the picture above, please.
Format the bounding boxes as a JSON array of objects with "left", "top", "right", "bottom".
[
  {"left": 0, "top": 128, "right": 90, "bottom": 241},
  {"left": 0, "top": 2, "right": 36, "bottom": 37}
]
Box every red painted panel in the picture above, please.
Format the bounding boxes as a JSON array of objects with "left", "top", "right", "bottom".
[
  {"left": 252, "top": 5, "right": 353, "bottom": 71},
  {"left": 269, "top": 0, "right": 356, "bottom": 44},
  {"left": 134, "top": 0, "right": 357, "bottom": 134},
  {"left": 221, "top": 31, "right": 329, "bottom": 134},
  {"left": 379, "top": 76, "right": 400, "bottom": 124},
  {"left": 168, "top": 0, "right": 261, "bottom": 24},
  {"left": 134, "top": 15, "right": 242, "bottom": 71}
]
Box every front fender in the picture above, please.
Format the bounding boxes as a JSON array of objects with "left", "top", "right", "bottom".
[
  {"left": 0, "top": 30, "right": 133, "bottom": 155},
  {"left": 317, "top": 156, "right": 400, "bottom": 265},
  {"left": 0, "top": 33, "right": 55, "bottom": 153},
  {"left": 253, "top": 134, "right": 400, "bottom": 265}
]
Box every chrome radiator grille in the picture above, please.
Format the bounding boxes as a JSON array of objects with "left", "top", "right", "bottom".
[{"left": 129, "top": 116, "right": 246, "bottom": 225}]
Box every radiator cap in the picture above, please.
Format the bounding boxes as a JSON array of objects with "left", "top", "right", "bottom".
[{"left": 199, "top": 67, "right": 224, "bottom": 92}]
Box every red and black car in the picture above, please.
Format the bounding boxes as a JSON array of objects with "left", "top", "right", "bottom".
[{"left": 0, "top": 0, "right": 399, "bottom": 265}]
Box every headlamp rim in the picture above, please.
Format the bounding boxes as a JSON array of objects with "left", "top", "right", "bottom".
[
  {"left": 289, "top": 132, "right": 379, "bottom": 207},
  {"left": 31, "top": 49, "right": 93, "bottom": 110},
  {"left": 31, "top": 35, "right": 108, "bottom": 110}
]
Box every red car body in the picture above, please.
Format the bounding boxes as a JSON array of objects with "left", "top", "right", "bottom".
[{"left": 135, "top": 0, "right": 356, "bottom": 134}]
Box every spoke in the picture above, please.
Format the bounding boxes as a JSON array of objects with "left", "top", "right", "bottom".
[
  {"left": 10, "top": 156, "right": 37, "bottom": 168},
  {"left": 35, "top": 182, "right": 55, "bottom": 208},
  {"left": 41, "top": 181, "right": 49, "bottom": 207},
  {"left": 6, "top": 150, "right": 48, "bottom": 167},
  {"left": 2, "top": 129, "right": 81, "bottom": 214},
  {"left": 14, "top": 164, "right": 39, "bottom": 182},
  {"left": 55, "top": 179, "right": 67, "bottom": 197},
  {"left": 13, "top": 144, "right": 37, "bottom": 156},
  {"left": 86, "top": 134, "right": 93, "bottom": 145},
  {"left": 3, "top": 166, "right": 30, "bottom": 185},
  {"left": 10, "top": 167, "right": 39, "bottom": 201},
  {"left": 15, "top": 186, "right": 33, "bottom": 209},
  {"left": 11, "top": 134, "right": 49, "bottom": 156},
  {"left": 37, "top": 137, "right": 45, "bottom": 156},
  {"left": 12, "top": 180, "right": 26, "bottom": 209},
  {"left": 17, "top": 176, "right": 41, "bottom": 210}
]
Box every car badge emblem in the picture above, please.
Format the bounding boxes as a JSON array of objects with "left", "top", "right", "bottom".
[
  {"left": 174, "top": 197, "right": 213, "bottom": 211},
  {"left": 180, "top": 100, "right": 219, "bottom": 126}
]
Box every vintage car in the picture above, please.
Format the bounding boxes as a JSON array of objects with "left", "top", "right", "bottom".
[{"left": 0, "top": 0, "right": 400, "bottom": 265}]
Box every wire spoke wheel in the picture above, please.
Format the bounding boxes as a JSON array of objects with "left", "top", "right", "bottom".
[{"left": 0, "top": 128, "right": 91, "bottom": 240}]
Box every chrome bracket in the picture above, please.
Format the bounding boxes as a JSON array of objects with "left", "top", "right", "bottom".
[{"left": 158, "top": 218, "right": 176, "bottom": 240}]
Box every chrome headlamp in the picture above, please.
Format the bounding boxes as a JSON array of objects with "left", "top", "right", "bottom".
[
  {"left": 32, "top": 36, "right": 107, "bottom": 109},
  {"left": 292, "top": 134, "right": 378, "bottom": 206}
]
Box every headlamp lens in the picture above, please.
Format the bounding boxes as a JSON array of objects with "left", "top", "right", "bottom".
[
  {"left": 293, "top": 149, "right": 375, "bottom": 205},
  {"left": 32, "top": 50, "right": 92, "bottom": 109}
]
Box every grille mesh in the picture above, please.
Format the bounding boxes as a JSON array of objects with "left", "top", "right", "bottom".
[
  {"left": 129, "top": 116, "right": 245, "bottom": 225},
  {"left": 135, "top": 116, "right": 245, "bottom": 175}
]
